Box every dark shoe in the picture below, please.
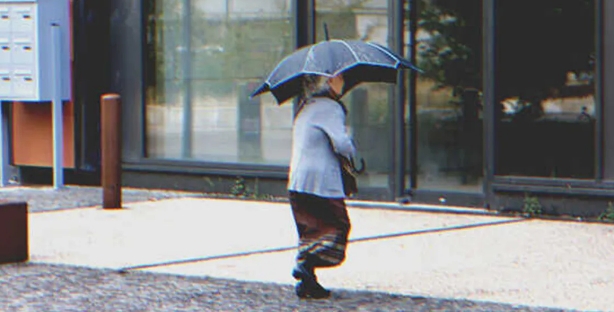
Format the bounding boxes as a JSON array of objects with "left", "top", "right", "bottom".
[
  {"left": 295, "top": 281, "right": 331, "bottom": 299},
  {"left": 295, "top": 281, "right": 309, "bottom": 298},
  {"left": 292, "top": 263, "right": 331, "bottom": 299}
]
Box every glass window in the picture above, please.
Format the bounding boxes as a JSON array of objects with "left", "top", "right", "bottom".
[
  {"left": 495, "top": 0, "right": 596, "bottom": 179},
  {"left": 409, "top": 0, "right": 484, "bottom": 192},
  {"left": 145, "top": 0, "right": 294, "bottom": 165},
  {"left": 315, "top": 0, "right": 392, "bottom": 190}
]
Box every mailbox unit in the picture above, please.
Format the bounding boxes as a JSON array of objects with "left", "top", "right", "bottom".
[{"left": 0, "top": 0, "right": 70, "bottom": 101}]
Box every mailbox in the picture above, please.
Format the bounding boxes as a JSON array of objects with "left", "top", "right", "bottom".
[{"left": 0, "top": 0, "right": 70, "bottom": 101}]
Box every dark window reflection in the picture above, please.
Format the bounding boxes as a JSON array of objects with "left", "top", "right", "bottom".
[
  {"left": 495, "top": 0, "right": 596, "bottom": 178},
  {"left": 412, "top": 0, "right": 484, "bottom": 191}
]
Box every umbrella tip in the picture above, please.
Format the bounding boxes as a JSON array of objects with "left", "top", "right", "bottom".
[
  {"left": 324, "top": 23, "right": 330, "bottom": 41},
  {"left": 249, "top": 83, "right": 268, "bottom": 99}
]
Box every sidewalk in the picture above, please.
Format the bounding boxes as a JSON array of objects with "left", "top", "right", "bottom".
[{"left": 22, "top": 195, "right": 614, "bottom": 311}]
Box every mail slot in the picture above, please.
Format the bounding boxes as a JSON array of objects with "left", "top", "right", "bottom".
[
  {"left": 0, "top": 37, "right": 9, "bottom": 64},
  {"left": 13, "top": 69, "right": 34, "bottom": 97},
  {"left": 0, "top": 7, "right": 9, "bottom": 33},
  {"left": 0, "top": 69, "right": 10, "bottom": 96},
  {"left": 11, "top": 6, "right": 35, "bottom": 33},
  {"left": 12, "top": 38, "right": 33, "bottom": 65}
]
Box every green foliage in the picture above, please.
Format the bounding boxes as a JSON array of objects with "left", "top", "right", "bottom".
[
  {"left": 598, "top": 202, "right": 614, "bottom": 222},
  {"left": 523, "top": 193, "right": 543, "bottom": 217},
  {"left": 417, "top": 0, "right": 596, "bottom": 117},
  {"left": 230, "top": 177, "right": 271, "bottom": 200},
  {"left": 417, "top": 0, "right": 483, "bottom": 93},
  {"left": 230, "top": 177, "right": 249, "bottom": 197}
]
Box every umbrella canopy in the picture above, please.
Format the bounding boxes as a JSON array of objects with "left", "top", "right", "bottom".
[{"left": 250, "top": 39, "right": 422, "bottom": 105}]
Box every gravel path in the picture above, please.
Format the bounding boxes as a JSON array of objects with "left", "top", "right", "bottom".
[
  {"left": 0, "top": 186, "right": 203, "bottom": 212},
  {"left": 0, "top": 263, "right": 568, "bottom": 312},
  {"left": 0, "top": 186, "right": 575, "bottom": 311}
]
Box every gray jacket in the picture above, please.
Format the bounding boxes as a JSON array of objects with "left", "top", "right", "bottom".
[{"left": 287, "top": 97, "right": 356, "bottom": 198}]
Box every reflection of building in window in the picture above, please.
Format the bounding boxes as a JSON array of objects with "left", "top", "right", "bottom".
[
  {"left": 145, "top": 0, "right": 294, "bottom": 164},
  {"left": 193, "top": 0, "right": 291, "bottom": 19},
  {"left": 500, "top": 69, "right": 595, "bottom": 120},
  {"left": 315, "top": 0, "right": 388, "bottom": 44}
]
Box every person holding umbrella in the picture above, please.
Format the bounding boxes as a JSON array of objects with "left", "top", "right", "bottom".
[
  {"left": 250, "top": 32, "right": 421, "bottom": 299},
  {"left": 286, "top": 72, "right": 355, "bottom": 299}
]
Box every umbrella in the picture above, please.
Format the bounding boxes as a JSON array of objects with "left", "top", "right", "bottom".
[{"left": 250, "top": 39, "right": 422, "bottom": 105}]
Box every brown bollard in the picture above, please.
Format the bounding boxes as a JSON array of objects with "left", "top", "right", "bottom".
[{"left": 101, "top": 94, "right": 122, "bottom": 209}]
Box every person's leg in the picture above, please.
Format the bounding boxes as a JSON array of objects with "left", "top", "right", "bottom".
[
  {"left": 289, "top": 191, "right": 330, "bottom": 298},
  {"left": 289, "top": 192, "right": 351, "bottom": 298}
]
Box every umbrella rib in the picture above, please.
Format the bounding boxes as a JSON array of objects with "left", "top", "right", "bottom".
[
  {"left": 332, "top": 40, "right": 367, "bottom": 77},
  {"left": 339, "top": 40, "right": 361, "bottom": 62},
  {"left": 302, "top": 42, "right": 320, "bottom": 73},
  {"left": 268, "top": 72, "right": 303, "bottom": 89},
  {"left": 267, "top": 47, "right": 303, "bottom": 79},
  {"left": 343, "top": 62, "right": 396, "bottom": 70},
  {"left": 365, "top": 42, "right": 401, "bottom": 68},
  {"left": 332, "top": 62, "right": 397, "bottom": 79}
]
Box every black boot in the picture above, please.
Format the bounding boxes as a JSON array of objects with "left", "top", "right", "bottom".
[
  {"left": 295, "top": 281, "right": 309, "bottom": 298},
  {"left": 292, "top": 262, "right": 331, "bottom": 299}
]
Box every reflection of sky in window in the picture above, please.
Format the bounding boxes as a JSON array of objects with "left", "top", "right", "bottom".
[
  {"left": 316, "top": 0, "right": 387, "bottom": 10},
  {"left": 193, "top": 0, "right": 291, "bottom": 17}
]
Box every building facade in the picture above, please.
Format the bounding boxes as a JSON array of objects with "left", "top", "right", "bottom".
[{"left": 12, "top": 0, "right": 614, "bottom": 217}]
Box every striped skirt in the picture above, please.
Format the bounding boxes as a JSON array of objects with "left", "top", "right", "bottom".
[{"left": 289, "top": 191, "right": 351, "bottom": 268}]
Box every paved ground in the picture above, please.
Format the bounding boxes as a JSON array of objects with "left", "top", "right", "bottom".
[
  {"left": 1, "top": 186, "right": 612, "bottom": 311},
  {"left": 0, "top": 263, "right": 563, "bottom": 312}
]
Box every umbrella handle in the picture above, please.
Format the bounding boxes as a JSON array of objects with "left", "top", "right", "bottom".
[{"left": 350, "top": 157, "right": 366, "bottom": 174}]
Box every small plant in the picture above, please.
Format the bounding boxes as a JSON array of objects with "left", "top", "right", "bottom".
[
  {"left": 523, "top": 193, "right": 542, "bottom": 217},
  {"left": 231, "top": 177, "right": 250, "bottom": 197},
  {"left": 253, "top": 193, "right": 272, "bottom": 201},
  {"left": 598, "top": 202, "right": 614, "bottom": 222},
  {"left": 231, "top": 177, "right": 272, "bottom": 200}
]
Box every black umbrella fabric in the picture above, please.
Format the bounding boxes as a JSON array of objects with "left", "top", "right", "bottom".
[{"left": 250, "top": 39, "right": 422, "bottom": 105}]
